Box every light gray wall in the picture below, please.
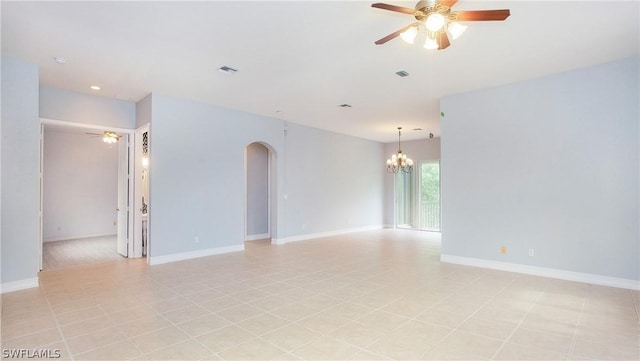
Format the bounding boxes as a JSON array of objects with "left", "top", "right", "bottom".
[
  {"left": 148, "top": 93, "right": 386, "bottom": 257},
  {"left": 136, "top": 94, "right": 152, "bottom": 129},
  {"left": 284, "top": 123, "right": 385, "bottom": 236},
  {"left": 43, "top": 130, "right": 118, "bottom": 242},
  {"left": 383, "top": 137, "right": 441, "bottom": 227},
  {"left": 149, "top": 93, "right": 286, "bottom": 257},
  {"left": 246, "top": 142, "right": 269, "bottom": 237},
  {"left": 441, "top": 56, "right": 639, "bottom": 280},
  {"left": 1, "top": 57, "right": 40, "bottom": 284},
  {"left": 40, "top": 87, "right": 135, "bottom": 128}
]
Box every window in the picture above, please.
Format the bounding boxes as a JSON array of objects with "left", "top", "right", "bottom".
[{"left": 395, "top": 160, "right": 440, "bottom": 231}]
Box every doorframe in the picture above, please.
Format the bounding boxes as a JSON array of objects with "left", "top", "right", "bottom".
[
  {"left": 394, "top": 159, "right": 442, "bottom": 231},
  {"left": 38, "top": 118, "right": 138, "bottom": 270},
  {"left": 417, "top": 159, "right": 441, "bottom": 231},
  {"left": 133, "top": 124, "right": 150, "bottom": 261}
]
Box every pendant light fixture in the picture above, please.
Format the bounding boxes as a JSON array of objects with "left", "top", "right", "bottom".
[{"left": 386, "top": 127, "right": 414, "bottom": 174}]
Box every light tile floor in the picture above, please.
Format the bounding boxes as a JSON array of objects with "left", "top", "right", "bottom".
[
  {"left": 1, "top": 229, "right": 639, "bottom": 360},
  {"left": 42, "top": 236, "right": 124, "bottom": 271}
]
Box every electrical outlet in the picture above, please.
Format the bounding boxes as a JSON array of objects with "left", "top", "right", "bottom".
[
  {"left": 529, "top": 249, "right": 534, "bottom": 257},
  {"left": 501, "top": 246, "right": 507, "bottom": 254}
]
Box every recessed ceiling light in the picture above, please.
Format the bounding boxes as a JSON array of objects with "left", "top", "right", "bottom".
[
  {"left": 90, "top": 85, "right": 101, "bottom": 90},
  {"left": 395, "top": 70, "right": 409, "bottom": 77},
  {"left": 218, "top": 66, "right": 238, "bottom": 75},
  {"left": 53, "top": 57, "right": 66, "bottom": 64}
]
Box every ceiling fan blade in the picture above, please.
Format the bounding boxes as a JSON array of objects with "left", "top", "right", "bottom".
[
  {"left": 439, "top": 0, "right": 459, "bottom": 8},
  {"left": 437, "top": 30, "right": 451, "bottom": 50},
  {"left": 374, "top": 23, "right": 418, "bottom": 45},
  {"left": 371, "top": 3, "right": 419, "bottom": 15},
  {"left": 452, "top": 9, "right": 510, "bottom": 21}
]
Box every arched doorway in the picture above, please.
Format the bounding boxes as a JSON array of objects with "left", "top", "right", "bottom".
[{"left": 245, "top": 142, "right": 277, "bottom": 242}]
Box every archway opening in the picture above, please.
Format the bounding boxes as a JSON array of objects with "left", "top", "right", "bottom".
[{"left": 245, "top": 142, "right": 277, "bottom": 243}]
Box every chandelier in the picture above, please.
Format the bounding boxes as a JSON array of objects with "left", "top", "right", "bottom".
[
  {"left": 102, "top": 131, "right": 119, "bottom": 144},
  {"left": 386, "top": 127, "right": 414, "bottom": 174}
]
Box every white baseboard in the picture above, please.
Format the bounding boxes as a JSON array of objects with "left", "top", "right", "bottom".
[
  {"left": 278, "top": 225, "right": 384, "bottom": 245},
  {"left": 245, "top": 233, "right": 270, "bottom": 242},
  {"left": 271, "top": 237, "right": 286, "bottom": 245},
  {"left": 440, "top": 254, "right": 640, "bottom": 291},
  {"left": 149, "top": 244, "right": 245, "bottom": 266},
  {"left": 1, "top": 277, "right": 39, "bottom": 294},
  {"left": 44, "top": 233, "right": 117, "bottom": 243}
]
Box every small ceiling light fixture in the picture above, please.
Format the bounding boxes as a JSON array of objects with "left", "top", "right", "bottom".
[
  {"left": 90, "top": 85, "right": 101, "bottom": 90},
  {"left": 54, "top": 57, "right": 66, "bottom": 64},
  {"left": 102, "top": 131, "right": 118, "bottom": 144},
  {"left": 386, "top": 127, "right": 414, "bottom": 174}
]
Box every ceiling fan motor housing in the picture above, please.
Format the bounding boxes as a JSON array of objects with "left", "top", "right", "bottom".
[{"left": 414, "top": 1, "right": 451, "bottom": 22}]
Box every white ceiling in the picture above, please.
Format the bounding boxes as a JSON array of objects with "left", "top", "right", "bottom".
[{"left": 2, "top": 1, "right": 638, "bottom": 142}]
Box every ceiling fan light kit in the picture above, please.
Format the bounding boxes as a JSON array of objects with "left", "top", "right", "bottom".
[
  {"left": 372, "top": 0, "right": 510, "bottom": 50},
  {"left": 102, "top": 131, "right": 119, "bottom": 144}
]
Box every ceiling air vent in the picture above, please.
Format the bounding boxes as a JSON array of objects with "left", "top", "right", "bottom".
[
  {"left": 395, "top": 70, "right": 409, "bottom": 77},
  {"left": 338, "top": 104, "right": 352, "bottom": 108},
  {"left": 218, "top": 66, "right": 238, "bottom": 75}
]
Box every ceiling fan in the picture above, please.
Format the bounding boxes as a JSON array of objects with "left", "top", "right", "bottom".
[
  {"left": 86, "top": 131, "right": 121, "bottom": 144},
  {"left": 372, "top": 0, "right": 510, "bottom": 50}
]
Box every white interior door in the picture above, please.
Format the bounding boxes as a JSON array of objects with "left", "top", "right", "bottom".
[{"left": 116, "top": 134, "right": 129, "bottom": 257}]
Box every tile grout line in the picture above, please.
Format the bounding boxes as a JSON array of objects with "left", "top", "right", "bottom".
[
  {"left": 565, "top": 287, "right": 589, "bottom": 361},
  {"left": 486, "top": 276, "right": 543, "bottom": 361},
  {"left": 43, "top": 290, "right": 75, "bottom": 361},
  {"left": 412, "top": 274, "right": 516, "bottom": 360},
  {"left": 68, "top": 276, "right": 189, "bottom": 359}
]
